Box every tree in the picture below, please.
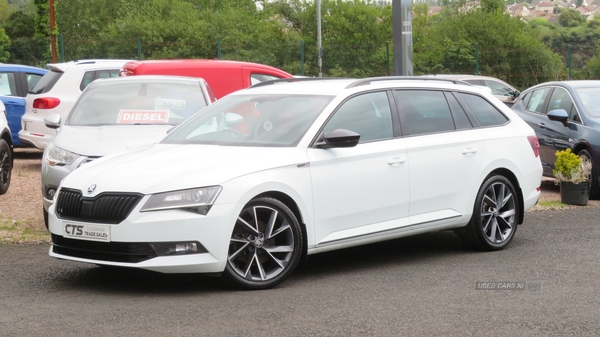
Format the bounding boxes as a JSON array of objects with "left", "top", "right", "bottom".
[
  {"left": 3, "top": 10, "right": 45, "bottom": 65},
  {"left": 413, "top": 3, "right": 566, "bottom": 88},
  {"left": 0, "top": 28, "right": 10, "bottom": 62},
  {"left": 559, "top": 8, "right": 585, "bottom": 28}
]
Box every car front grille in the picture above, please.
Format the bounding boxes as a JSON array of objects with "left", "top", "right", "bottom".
[
  {"left": 55, "top": 188, "right": 143, "bottom": 224},
  {"left": 51, "top": 234, "right": 157, "bottom": 263}
]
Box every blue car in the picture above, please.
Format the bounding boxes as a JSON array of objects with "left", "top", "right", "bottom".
[
  {"left": 0, "top": 64, "right": 47, "bottom": 146},
  {"left": 511, "top": 80, "right": 600, "bottom": 198}
]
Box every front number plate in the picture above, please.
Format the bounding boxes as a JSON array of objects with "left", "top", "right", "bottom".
[{"left": 64, "top": 223, "right": 111, "bottom": 242}]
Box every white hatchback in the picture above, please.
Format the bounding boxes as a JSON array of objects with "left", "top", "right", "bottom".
[
  {"left": 48, "top": 77, "right": 543, "bottom": 289},
  {"left": 19, "top": 59, "right": 131, "bottom": 150}
]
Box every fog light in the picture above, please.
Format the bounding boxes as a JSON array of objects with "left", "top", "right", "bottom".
[
  {"left": 149, "top": 241, "right": 207, "bottom": 256},
  {"left": 47, "top": 188, "right": 56, "bottom": 199}
]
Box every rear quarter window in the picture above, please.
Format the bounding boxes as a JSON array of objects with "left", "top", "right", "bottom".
[{"left": 456, "top": 92, "right": 508, "bottom": 127}]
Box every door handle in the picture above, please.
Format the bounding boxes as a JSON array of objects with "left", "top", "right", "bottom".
[
  {"left": 538, "top": 123, "right": 546, "bottom": 129},
  {"left": 461, "top": 148, "right": 478, "bottom": 155},
  {"left": 387, "top": 157, "right": 406, "bottom": 165}
]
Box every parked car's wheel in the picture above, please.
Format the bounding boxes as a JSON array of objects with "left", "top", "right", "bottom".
[
  {"left": 43, "top": 207, "right": 49, "bottom": 230},
  {"left": 460, "top": 175, "right": 518, "bottom": 251},
  {"left": 578, "top": 149, "right": 597, "bottom": 199},
  {"left": 0, "top": 139, "right": 12, "bottom": 195},
  {"left": 224, "top": 197, "right": 303, "bottom": 290}
]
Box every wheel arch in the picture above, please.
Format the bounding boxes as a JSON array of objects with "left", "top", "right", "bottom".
[
  {"left": 253, "top": 190, "right": 308, "bottom": 261},
  {"left": 486, "top": 168, "right": 524, "bottom": 225}
]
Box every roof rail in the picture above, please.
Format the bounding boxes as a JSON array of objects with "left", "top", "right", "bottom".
[
  {"left": 250, "top": 77, "right": 350, "bottom": 89},
  {"left": 345, "top": 76, "right": 473, "bottom": 89}
]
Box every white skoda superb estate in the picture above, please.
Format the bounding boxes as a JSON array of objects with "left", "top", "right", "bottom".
[{"left": 48, "top": 77, "right": 543, "bottom": 290}]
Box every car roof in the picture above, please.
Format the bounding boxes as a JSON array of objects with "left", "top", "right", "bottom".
[
  {"left": 123, "top": 59, "right": 287, "bottom": 71},
  {"left": 92, "top": 74, "right": 208, "bottom": 84},
  {"left": 235, "top": 77, "right": 488, "bottom": 96},
  {"left": 47, "top": 59, "right": 132, "bottom": 73},
  {"left": 0, "top": 63, "right": 47, "bottom": 73},
  {"left": 528, "top": 80, "right": 600, "bottom": 90}
]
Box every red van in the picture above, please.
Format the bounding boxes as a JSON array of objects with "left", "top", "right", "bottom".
[{"left": 119, "top": 59, "right": 293, "bottom": 99}]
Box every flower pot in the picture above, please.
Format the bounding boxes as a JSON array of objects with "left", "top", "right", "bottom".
[{"left": 560, "top": 181, "right": 589, "bottom": 205}]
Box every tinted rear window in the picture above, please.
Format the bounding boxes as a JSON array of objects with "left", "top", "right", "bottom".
[{"left": 30, "top": 71, "right": 63, "bottom": 94}]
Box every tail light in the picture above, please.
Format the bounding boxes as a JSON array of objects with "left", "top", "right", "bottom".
[
  {"left": 528, "top": 135, "right": 539, "bottom": 157},
  {"left": 33, "top": 97, "right": 61, "bottom": 109}
]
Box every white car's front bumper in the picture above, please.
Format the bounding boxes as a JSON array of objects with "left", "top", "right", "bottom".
[{"left": 48, "top": 201, "right": 240, "bottom": 274}]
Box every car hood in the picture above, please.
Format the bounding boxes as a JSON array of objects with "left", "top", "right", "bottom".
[
  {"left": 53, "top": 125, "right": 172, "bottom": 157},
  {"left": 61, "top": 143, "right": 307, "bottom": 195}
]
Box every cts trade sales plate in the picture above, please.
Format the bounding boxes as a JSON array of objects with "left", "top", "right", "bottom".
[{"left": 64, "top": 223, "right": 111, "bottom": 242}]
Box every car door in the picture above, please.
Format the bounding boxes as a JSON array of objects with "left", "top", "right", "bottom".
[
  {"left": 514, "top": 86, "right": 576, "bottom": 175},
  {"left": 395, "top": 89, "right": 485, "bottom": 225},
  {"left": 308, "top": 91, "right": 409, "bottom": 246}
]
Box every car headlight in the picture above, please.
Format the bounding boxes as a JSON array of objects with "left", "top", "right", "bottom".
[
  {"left": 141, "top": 186, "right": 222, "bottom": 215},
  {"left": 45, "top": 142, "right": 80, "bottom": 166}
]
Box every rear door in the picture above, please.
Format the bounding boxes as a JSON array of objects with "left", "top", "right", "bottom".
[
  {"left": 0, "top": 67, "right": 45, "bottom": 145},
  {"left": 394, "top": 89, "right": 485, "bottom": 224}
]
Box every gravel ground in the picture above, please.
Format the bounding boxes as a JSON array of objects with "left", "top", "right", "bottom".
[{"left": 0, "top": 147, "right": 598, "bottom": 244}]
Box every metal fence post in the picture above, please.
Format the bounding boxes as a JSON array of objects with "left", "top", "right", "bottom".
[
  {"left": 475, "top": 43, "right": 480, "bottom": 76},
  {"left": 300, "top": 40, "right": 305, "bottom": 76},
  {"left": 137, "top": 37, "right": 142, "bottom": 60},
  {"left": 568, "top": 46, "right": 572, "bottom": 80},
  {"left": 386, "top": 41, "right": 390, "bottom": 76},
  {"left": 217, "top": 37, "right": 221, "bottom": 60},
  {"left": 59, "top": 34, "right": 64, "bottom": 62}
]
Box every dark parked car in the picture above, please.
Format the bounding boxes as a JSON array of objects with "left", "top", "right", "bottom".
[
  {"left": 511, "top": 80, "right": 600, "bottom": 198},
  {"left": 0, "top": 63, "right": 48, "bottom": 146}
]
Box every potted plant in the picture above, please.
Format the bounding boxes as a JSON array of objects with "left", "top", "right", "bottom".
[{"left": 553, "top": 148, "right": 592, "bottom": 205}]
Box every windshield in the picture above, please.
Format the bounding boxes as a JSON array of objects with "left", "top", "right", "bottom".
[
  {"left": 576, "top": 87, "right": 600, "bottom": 118},
  {"left": 67, "top": 80, "right": 209, "bottom": 126},
  {"left": 162, "top": 94, "right": 334, "bottom": 147}
]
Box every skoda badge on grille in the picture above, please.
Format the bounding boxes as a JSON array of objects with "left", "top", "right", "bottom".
[{"left": 87, "top": 184, "right": 97, "bottom": 194}]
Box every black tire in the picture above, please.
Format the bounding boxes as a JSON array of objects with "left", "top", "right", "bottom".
[
  {"left": 460, "top": 175, "right": 519, "bottom": 251},
  {"left": 43, "top": 207, "right": 49, "bottom": 230},
  {"left": 578, "top": 149, "right": 598, "bottom": 199},
  {"left": 0, "top": 139, "right": 12, "bottom": 195},
  {"left": 223, "top": 197, "right": 303, "bottom": 290}
]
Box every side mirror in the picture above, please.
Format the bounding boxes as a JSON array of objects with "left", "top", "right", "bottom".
[
  {"left": 547, "top": 109, "right": 569, "bottom": 127},
  {"left": 316, "top": 129, "right": 360, "bottom": 149},
  {"left": 512, "top": 90, "right": 520, "bottom": 99},
  {"left": 44, "top": 114, "right": 62, "bottom": 129}
]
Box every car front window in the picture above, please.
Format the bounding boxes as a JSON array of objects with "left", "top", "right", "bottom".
[
  {"left": 575, "top": 87, "right": 600, "bottom": 118},
  {"left": 67, "top": 80, "right": 209, "bottom": 126},
  {"left": 162, "top": 94, "right": 333, "bottom": 147}
]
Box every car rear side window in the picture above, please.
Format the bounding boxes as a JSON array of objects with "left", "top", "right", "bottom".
[
  {"left": 80, "top": 69, "right": 121, "bottom": 91},
  {"left": 250, "top": 74, "right": 281, "bottom": 86},
  {"left": 26, "top": 73, "right": 43, "bottom": 92},
  {"left": 455, "top": 93, "right": 508, "bottom": 127},
  {"left": 0, "top": 72, "right": 17, "bottom": 96},
  {"left": 445, "top": 92, "right": 473, "bottom": 130},
  {"left": 394, "top": 90, "right": 456, "bottom": 136},
  {"left": 30, "top": 71, "right": 63, "bottom": 94}
]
